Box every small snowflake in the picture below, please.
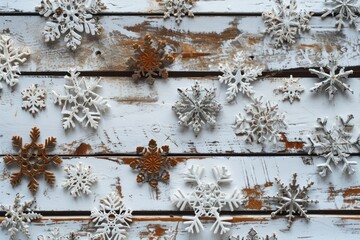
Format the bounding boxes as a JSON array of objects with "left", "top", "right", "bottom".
[
  {"left": 321, "top": 0, "right": 360, "bottom": 30},
  {"left": 62, "top": 162, "right": 97, "bottom": 197},
  {"left": 172, "top": 81, "right": 222, "bottom": 136},
  {"left": 172, "top": 165, "right": 247, "bottom": 234},
  {"left": 37, "top": 228, "right": 79, "bottom": 240},
  {"left": 164, "top": 227, "right": 177, "bottom": 240},
  {"left": 274, "top": 75, "right": 304, "bottom": 103},
  {"left": 233, "top": 97, "right": 287, "bottom": 143},
  {"left": 0, "top": 193, "right": 42, "bottom": 240},
  {"left": 91, "top": 192, "right": 132, "bottom": 240},
  {"left": 53, "top": 69, "right": 110, "bottom": 129},
  {"left": 218, "top": 52, "right": 263, "bottom": 102},
  {"left": 21, "top": 84, "right": 46, "bottom": 116},
  {"left": 37, "top": 0, "right": 106, "bottom": 50},
  {"left": 229, "top": 227, "right": 277, "bottom": 240},
  {"left": 262, "top": 0, "right": 313, "bottom": 48},
  {"left": 163, "top": 0, "right": 195, "bottom": 24},
  {"left": 0, "top": 34, "right": 30, "bottom": 90}
]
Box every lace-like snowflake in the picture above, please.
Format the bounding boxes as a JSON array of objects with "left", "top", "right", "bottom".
[
  {"left": 163, "top": 0, "right": 195, "bottom": 24},
  {"left": 21, "top": 84, "right": 46, "bottom": 116},
  {"left": 0, "top": 193, "right": 42, "bottom": 240},
  {"left": 321, "top": 0, "right": 360, "bottom": 30},
  {"left": 91, "top": 192, "right": 132, "bottom": 240},
  {"left": 172, "top": 165, "right": 247, "bottom": 235},
  {"left": 62, "top": 162, "right": 97, "bottom": 197},
  {"left": 309, "top": 55, "right": 353, "bottom": 101},
  {"left": 262, "top": 0, "right": 312, "bottom": 48},
  {"left": 218, "top": 52, "right": 263, "bottom": 102},
  {"left": 274, "top": 75, "right": 304, "bottom": 103},
  {"left": 37, "top": 228, "right": 79, "bottom": 240},
  {"left": 172, "top": 81, "right": 222, "bottom": 136},
  {"left": 53, "top": 69, "right": 110, "bottom": 129},
  {"left": 37, "top": 0, "right": 106, "bottom": 50},
  {"left": 0, "top": 35, "right": 30, "bottom": 90},
  {"left": 229, "top": 228, "right": 277, "bottom": 240},
  {"left": 233, "top": 97, "right": 287, "bottom": 144}
]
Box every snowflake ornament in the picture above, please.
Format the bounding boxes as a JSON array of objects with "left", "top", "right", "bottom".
[
  {"left": 163, "top": 0, "right": 195, "bottom": 24},
  {"left": 21, "top": 84, "right": 46, "bottom": 116},
  {"left": 0, "top": 193, "right": 42, "bottom": 240},
  {"left": 218, "top": 52, "right": 263, "bottom": 102},
  {"left": 321, "top": 0, "right": 360, "bottom": 30},
  {"left": 262, "top": 0, "right": 313, "bottom": 48},
  {"left": 37, "top": 0, "right": 106, "bottom": 50},
  {"left": 91, "top": 192, "right": 132, "bottom": 240},
  {"left": 172, "top": 165, "right": 247, "bottom": 235},
  {"left": 274, "top": 75, "right": 304, "bottom": 103},
  {"left": 172, "top": 81, "right": 222, "bottom": 136},
  {"left": 37, "top": 228, "right": 79, "bottom": 240},
  {"left": 229, "top": 227, "right": 277, "bottom": 240},
  {"left": 53, "top": 69, "right": 110, "bottom": 129}
]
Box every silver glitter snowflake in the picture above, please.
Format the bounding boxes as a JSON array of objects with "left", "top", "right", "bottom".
[
  {"left": 37, "top": 228, "right": 79, "bottom": 240},
  {"left": 0, "top": 193, "right": 42, "bottom": 240},
  {"left": 172, "top": 165, "right": 247, "bottom": 235},
  {"left": 262, "top": 0, "right": 313, "bottom": 48},
  {"left": 91, "top": 192, "right": 132, "bottom": 240},
  {"left": 0, "top": 35, "right": 30, "bottom": 90},
  {"left": 163, "top": 0, "right": 194, "bottom": 24},
  {"left": 37, "top": 0, "right": 106, "bottom": 50},
  {"left": 62, "top": 162, "right": 97, "bottom": 197},
  {"left": 229, "top": 227, "right": 277, "bottom": 240},
  {"left": 233, "top": 97, "right": 287, "bottom": 144},
  {"left": 219, "top": 52, "right": 263, "bottom": 102},
  {"left": 21, "top": 84, "right": 46, "bottom": 116},
  {"left": 53, "top": 69, "right": 110, "bottom": 129},
  {"left": 274, "top": 75, "right": 304, "bottom": 103},
  {"left": 172, "top": 81, "right": 222, "bottom": 136},
  {"left": 321, "top": 0, "right": 360, "bottom": 30}
]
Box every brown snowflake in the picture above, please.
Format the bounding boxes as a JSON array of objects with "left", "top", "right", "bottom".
[
  {"left": 128, "top": 34, "right": 174, "bottom": 84},
  {"left": 129, "top": 139, "right": 177, "bottom": 188},
  {"left": 4, "top": 127, "right": 62, "bottom": 193}
]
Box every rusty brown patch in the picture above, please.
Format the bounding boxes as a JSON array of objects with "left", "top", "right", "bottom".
[
  {"left": 325, "top": 44, "right": 333, "bottom": 52},
  {"left": 173, "top": 43, "right": 211, "bottom": 59},
  {"left": 327, "top": 185, "right": 360, "bottom": 206},
  {"left": 279, "top": 133, "right": 304, "bottom": 151},
  {"left": 116, "top": 177, "right": 123, "bottom": 198},
  {"left": 247, "top": 37, "right": 258, "bottom": 45},
  {"left": 139, "top": 224, "right": 167, "bottom": 239},
  {"left": 298, "top": 44, "right": 321, "bottom": 52},
  {"left": 242, "top": 183, "right": 273, "bottom": 210},
  {"left": 121, "top": 156, "right": 197, "bottom": 165},
  {"left": 73, "top": 143, "right": 92, "bottom": 155}
]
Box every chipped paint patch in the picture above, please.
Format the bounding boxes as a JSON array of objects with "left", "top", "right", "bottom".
[{"left": 73, "top": 143, "right": 92, "bottom": 155}]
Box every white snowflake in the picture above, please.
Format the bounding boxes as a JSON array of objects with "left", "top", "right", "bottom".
[
  {"left": 0, "top": 34, "right": 30, "bottom": 90},
  {"left": 53, "top": 69, "right": 110, "bottom": 129},
  {"left": 62, "top": 162, "right": 97, "bottom": 197},
  {"left": 274, "top": 75, "right": 304, "bottom": 103},
  {"left": 233, "top": 97, "right": 287, "bottom": 144},
  {"left": 91, "top": 192, "right": 132, "bottom": 240},
  {"left": 172, "top": 81, "right": 222, "bottom": 136},
  {"left": 218, "top": 52, "right": 263, "bottom": 102},
  {"left": 172, "top": 165, "right": 247, "bottom": 235},
  {"left": 164, "top": 227, "right": 177, "bottom": 240},
  {"left": 229, "top": 227, "right": 277, "bottom": 240},
  {"left": 37, "top": 228, "right": 79, "bottom": 240},
  {"left": 163, "top": 0, "right": 194, "bottom": 24},
  {"left": 21, "top": 84, "right": 46, "bottom": 116},
  {"left": 262, "top": 0, "right": 313, "bottom": 48},
  {"left": 309, "top": 55, "right": 353, "bottom": 101},
  {"left": 0, "top": 193, "right": 42, "bottom": 240},
  {"left": 37, "top": 0, "right": 106, "bottom": 50},
  {"left": 321, "top": 0, "right": 360, "bottom": 30}
]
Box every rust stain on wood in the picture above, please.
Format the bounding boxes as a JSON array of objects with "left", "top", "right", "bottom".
[
  {"left": 298, "top": 44, "right": 321, "bottom": 52},
  {"left": 73, "top": 143, "right": 92, "bottom": 155},
  {"left": 173, "top": 43, "right": 211, "bottom": 59},
  {"left": 328, "top": 184, "right": 360, "bottom": 206},
  {"left": 120, "top": 156, "right": 202, "bottom": 165},
  {"left": 242, "top": 182, "right": 273, "bottom": 210},
  {"left": 116, "top": 177, "right": 123, "bottom": 198},
  {"left": 139, "top": 224, "right": 167, "bottom": 239},
  {"left": 279, "top": 133, "right": 304, "bottom": 151}
]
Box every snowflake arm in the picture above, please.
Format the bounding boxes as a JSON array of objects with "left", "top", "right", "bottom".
[
  {"left": 21, "top": 84, "right": 46, "bottom": 116},
  {"left": 163, "top": 0, "right": 195, "bottom": 24},
  {"left": 274, "top": 75, "right": 304, "bottom": 103},
  {"left": 321, "top": 0, "right": 360, "bottom": 30}
]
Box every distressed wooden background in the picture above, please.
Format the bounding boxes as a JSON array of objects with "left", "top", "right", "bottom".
[{"left": 1, "top": 0, "right": 360, "bottom": 239}]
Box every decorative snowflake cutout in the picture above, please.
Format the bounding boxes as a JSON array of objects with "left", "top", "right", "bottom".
[
  {"left": 37, "top": 228, "right": 79, "bottom": 240},
  {"left": 0, "top": 34, "right": 30, "bottom": 90},
  {"left": 274, "top": 75, "right": 304, "bottom": 103},
  {"left": 270, "top": 173, "right": 318, "bottom": 228},
  {"left": 218, "top": 52, "right": 263, "bottom": 102},
  {"left": 309, "top": 55, "right": 353, "bottom": 101},
  {"left": 128, "top": 34, "right": 174, "bottom": 84},
  {"left": 172, "top": 81, "right": 222, "bottom": 136},
  {"left": 172, "top": 165, "right": 247, "bottom": 234},
  {"left": 163, "top": 0, "right": 195, "bottom": 24},
  {"left": 37, "top": 0, "right": 106, "bottom": 50},
  {"left": 262, "top": 0, "right": 313, "bottom": 48},
  {"left": 4, "top": 127, "right": 63, "bottom": 193},
  {"left": 53, "top": 69, "right": 110, "bottom": 129},
  {"left": 21, "top": 84, "right": 46, "bottom": 116},
  {"left": 233, "top": 97, "right": 287, "bottom": 143},
  {"left": 91, "top": 192, "right": 132, "bottom": 240},
  {"left": 306, "top": 115, "right": 359, "bottom": 176},
  {"left": 229, "top": 227, "right": 277, "bottom": 240},
  {"left": 0, "top": 193, "right": 42, "bottom": 240},
  {"left": 321, "top": 0, "right": 360, "bottom": 30},
  {"left": 62, "top": 162, "right": 97, "bottom": 197}
]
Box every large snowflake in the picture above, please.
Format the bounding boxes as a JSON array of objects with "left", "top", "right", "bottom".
[
  {"left": 0, "top": 193, "right": 42, "bottom": 240},
  {"left": 218, "top": 52, "right": 263, "bottom": 102},
  {"left": 163, "top": 0, "right": 195, "bottom": 24},
  {"left": 233, "top": 97, "right": 287, "bottom": 144},
  {"left": 37, "top": 228, "right": 79, "bottom": 240},
  {"left": 172, "top": 81, "right": 222, "bottom": 136},
  {"left": 172, "top": 165, "right": 247, "bottom": 235},
  {"left": 21, "top": 84, "right": 46, "bottom": 116},
  {"left": 53, "top": 69, "right": 110, "bottom": 129},
  {"left": 321, "top": 0, "right": 360, "bottom": 30},
  {"left": 274, "top": 75, "right": 304, "bottom": 104},
  {"left": 262, "top": 0, "right": 313, "bottom": 48},
  {"left": 91, "top": 192, "right": 132, "bottom": 240},
  {"left": 37, "top": 0, "right": 106, "bottom": 50},
  {"left": 306, "top": 115, "right": 358, "bottom": 176},
  {"left": 229, "top": 227, "right": 277, "bottom": 240},
  {"left": 0, "top": 34, "right": 30, "bottom": 90}
]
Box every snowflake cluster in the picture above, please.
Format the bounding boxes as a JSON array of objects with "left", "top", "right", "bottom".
[
  {"left": 274, "top": 75, "right": 304, "bottom": 103},
  {"left": 229, "top": 227, "right": 277, "bottom": 240},
  {"left": 21, "top": 84, "right": 46, "bottom": 116},
  {"left": 163, "top": 0, "right": 195, "bottom": 24},
  {"left": 37, "top": 228, "right": 79, "bottom": 240}
]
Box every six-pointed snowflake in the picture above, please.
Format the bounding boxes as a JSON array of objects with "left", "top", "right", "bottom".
[
  {"left": 229, "top": 227, "right": 277, "bottom": 240},
  {"left": 21, "top": 84, "right": 46, "bottom": 116},
  {"left": 37, "top": 228, "right": 79, "bottom": 240},
  {"left": 53, "top": 69, "right": 110, "bottom": 129},
  {"left": 262, "top": 0, "right": 313, "bottom": 48},
  {"left": 172, "top": 165, "right": 247, "bottom": 234},
  {"left": 172, "top": 81, "right": 222, "bottom": 136},
  {"left": 37, "top": 0, "right": 106, "bottom": 50},
  {"left": 0, "top": 193, "right": 42, "bottom": 240},
  {"left": 62, "top": 162, "right": 97, "bottom": 197},
  {"left": 274, "top": 75, "right": 304, "bottom": 103},
  {"left": 321, "top": 0, "right": 360, "bottom": 30},
  {"left": 163, "top": 0, "right": 195, "bottom": 24},
  {"left": 91, "top": 192, "right": 132, "bottom": 240},
  {"left": 218, "top": 52, "right": 263, "bottom": 102}
]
